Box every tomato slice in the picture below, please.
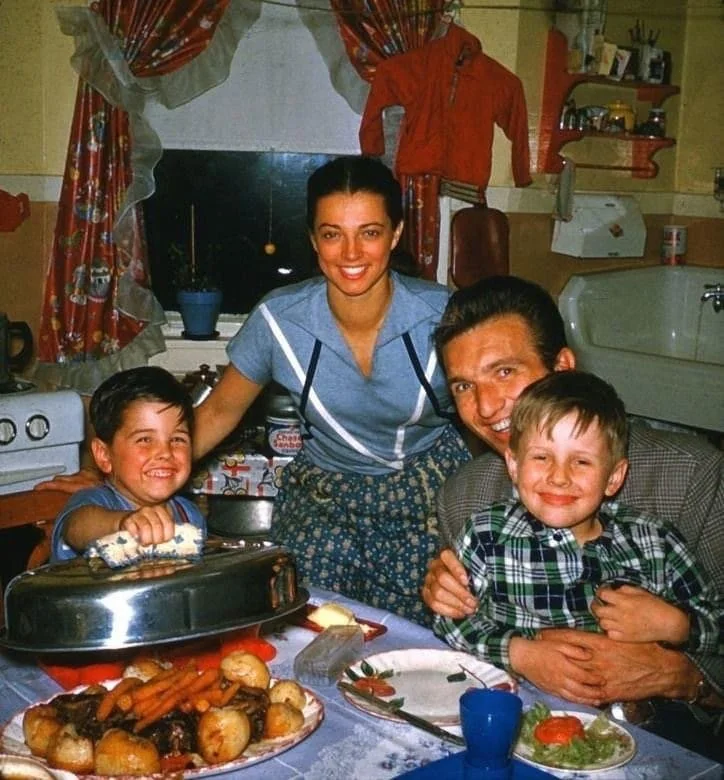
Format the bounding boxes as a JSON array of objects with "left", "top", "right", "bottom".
[
  {"left": 534, "top": 715, "right": 585, "bottom": 745},
  {"left": 353, "top": 677, "right": 396, "bottom": 697}
]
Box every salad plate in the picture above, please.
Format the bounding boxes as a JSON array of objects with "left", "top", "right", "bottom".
[
  {"left": 514, "top": 709, "right": 636, "bottom": 773},
  {"left": 342, "top": 648, "right": 515, "bottom": 726}
]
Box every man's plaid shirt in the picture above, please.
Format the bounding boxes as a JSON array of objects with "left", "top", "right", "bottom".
[{"left": 433, "top": 498, "right": 722, "bottom": 672}]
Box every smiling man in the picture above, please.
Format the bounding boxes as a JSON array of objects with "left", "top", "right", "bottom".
[{"left": 422, "top": 276, "right": 723, "bottom": 758}]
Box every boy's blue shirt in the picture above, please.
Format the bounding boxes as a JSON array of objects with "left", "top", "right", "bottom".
[{"left": 51, "top": 481, "right": 206, "bottom": 562}]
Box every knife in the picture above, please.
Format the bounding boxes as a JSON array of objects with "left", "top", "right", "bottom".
[{"left": 337, "top": 681, "right": 466, "bottom": 746}]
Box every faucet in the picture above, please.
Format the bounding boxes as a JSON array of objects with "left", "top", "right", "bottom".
[{"left": 701, "top": 284, "right": 724, "bottom": 313}]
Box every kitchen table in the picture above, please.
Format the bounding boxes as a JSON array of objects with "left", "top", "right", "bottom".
[{"left": 0, "top": 587, "right": 721, "bottom": 780}]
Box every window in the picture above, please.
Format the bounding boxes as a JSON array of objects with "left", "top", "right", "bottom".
[{"left": 144, "top": 150, "right": 335, "bottom": 314}]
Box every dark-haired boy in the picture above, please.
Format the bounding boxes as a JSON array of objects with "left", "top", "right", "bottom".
[{"left": 51, "top": 366, "right": 205, "bottom": 561}]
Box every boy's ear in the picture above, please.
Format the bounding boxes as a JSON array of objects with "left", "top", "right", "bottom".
[
  {"left": 90, "top": 437, "right": 113, "bottom": 476},
  {"left": 604, "top": 457, "right": 628, "bottom": 497},
  {"left": 504, "top": 447, "right": 519, "bottom": 483}
]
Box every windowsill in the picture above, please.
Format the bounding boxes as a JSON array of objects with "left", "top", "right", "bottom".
[
  {"left": 161, "top": 311, "right": 246, "bottom": 340},
  {"left": 149, "top": 312, "right": 246, "bottom": 375}
]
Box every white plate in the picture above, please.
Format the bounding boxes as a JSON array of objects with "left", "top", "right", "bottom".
[
  {"left": 1, "top": 679, "right": 324, "bottom": 780},
  {"left": 514, "top": 709, "right": 636, "bottom": 773},
  {"left": 341, "top": 648, "right": 516, "bottom": 727}
]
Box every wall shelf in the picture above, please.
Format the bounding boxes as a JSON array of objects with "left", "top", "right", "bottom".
[{"left": 538, "top": 28, "right": 680, "bottom": 179}]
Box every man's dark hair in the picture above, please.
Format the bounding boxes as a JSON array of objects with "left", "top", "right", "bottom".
[
  {"left": 434, "top": 276, "right": 568, "bottom": 371},
  {"left": 306, "top": 155, "right": 403, "bottom": 230},
  {"left": 90, "top": 366, "right": 193, "bottom": 443},
  {"left": 510, "top": 370, "right": 629, "bottom": 463}
]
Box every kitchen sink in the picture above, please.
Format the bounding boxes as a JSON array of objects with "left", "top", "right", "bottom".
[{"left": 558, "top": 265, "right": 724, "bottom": 433}]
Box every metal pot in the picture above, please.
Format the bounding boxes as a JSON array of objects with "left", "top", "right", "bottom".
[{"left": 208, "top": 496, "right": 274, "bottom": 538}]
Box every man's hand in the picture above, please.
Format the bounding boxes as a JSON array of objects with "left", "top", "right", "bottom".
[
  {"left": 421, "top": 549, "right": 478, "bottom": 618},
  {"left": 538, "top": 628, "right": 699, "bottom": 701},
  {"left": 120, "top": 504, "right": 176, "bottom": 547},
  {"left": 593, "top": 584, "right": 690, "bottom": 645},
  {"left": 508, "top": 633, "right": 605, "bottom": 706},
  {"left": 34, "top": 468, "right": 101, "bottom": 494}
]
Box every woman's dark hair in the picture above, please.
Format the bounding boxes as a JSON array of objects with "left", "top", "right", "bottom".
[
  {"left": 306, "top": 155, "right": 403, "bottom": 230},
  {"left": 90, "top": 366, "right": 194, "bottom": 443},
  {"left": 434, "top": 276, "right": 568, "bottom": 371}
]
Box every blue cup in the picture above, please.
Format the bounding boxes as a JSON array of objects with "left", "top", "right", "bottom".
[{"left": 460, "top": 689, "right": 523, "bottom": 777}]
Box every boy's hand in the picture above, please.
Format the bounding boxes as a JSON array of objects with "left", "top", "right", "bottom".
[
  {"left": 119, "top": 504, "right": 176, "bottom": 547},
  {"left": 592, "top": 584, "right": 690, "bottom": 645},
  {"left": 421, "top": 549, "right": 478, "bottom": 618}
]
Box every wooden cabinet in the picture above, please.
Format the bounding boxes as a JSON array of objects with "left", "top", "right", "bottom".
[{"left": 538, "top": 28, "right": 680, "bottom": 179}]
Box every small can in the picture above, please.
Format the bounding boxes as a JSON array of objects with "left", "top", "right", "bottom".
[
  {"left": 661, "top": 225, "right": 687, "bottom": 265},
  {"left": 265, "top": 391, "right": 303, "bottom": 455}
]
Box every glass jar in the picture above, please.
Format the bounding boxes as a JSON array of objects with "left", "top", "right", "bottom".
[
  {"left": 647, "top": 108, "right": 666, "bottom": 137},
  {"left": 605, "top": 100, "right": 635, "bottom": 133}
]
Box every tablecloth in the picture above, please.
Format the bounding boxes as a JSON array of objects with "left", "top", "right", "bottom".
[{"left": 1, "top": 586, "right": 721, "bottom": 779}]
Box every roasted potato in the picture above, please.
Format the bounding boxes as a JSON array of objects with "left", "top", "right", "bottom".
[
  {"left": 94, "top": 728, "right": 161, "bottom": 776},
  {"left": 22, "top": 704, "right": 62, "bottom": 758},
  {"left": 269, "top": 679, "right": 306, "bottom": 711},
  {"left": 220, "top": 651, "right": 271, "bottom": 689},
  {"left": 197, "top": 707, "right": 251, "bottom": 764},
  {"left": 263, "top": 701, "right": 304, "bottom": 738},
  {"left": 46, "top": 724, "right": 94, "bottom": 774}
]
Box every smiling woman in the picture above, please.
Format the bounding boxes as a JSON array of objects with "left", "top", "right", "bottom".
[{"left": 192, "top": 156, "right": 470, "bottom": 625}]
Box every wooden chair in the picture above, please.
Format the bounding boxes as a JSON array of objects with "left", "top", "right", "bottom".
[
  {"left": 0, "top": 489, "right": 68, "bottom": 625},
  {"left": 450, "top": 205, "right": 510, "bottom": 288}
]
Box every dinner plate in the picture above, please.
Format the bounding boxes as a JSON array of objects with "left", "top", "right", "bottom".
[
  {"left": 341, "top": 648, "right": 516, "bottom": 727},
  {"left": 514, "top": 710, "right": 636, "bottom": 773},
  {"left": 0, "top": 678, "right": 324, "bottom": 779}
]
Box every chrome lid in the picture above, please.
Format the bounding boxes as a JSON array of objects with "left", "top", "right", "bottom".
[{"left": 1, "top": 540, "right": 307, "bottom": 653}]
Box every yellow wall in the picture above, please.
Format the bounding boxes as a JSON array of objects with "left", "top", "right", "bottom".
[
  {"left": 0, "top": 0, "right": 722, "bottom": 348},
  {"left": 0, "top": 0, "right": 81, "bottom": 175}
]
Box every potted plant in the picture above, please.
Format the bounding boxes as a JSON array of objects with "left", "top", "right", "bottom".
[{"left": 172, "top": 205, "right": 223, "bottom": 339}]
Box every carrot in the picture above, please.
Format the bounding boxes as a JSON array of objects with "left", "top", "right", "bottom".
[
  {"left": 133, "top": 686, "right": 190, "bottom": 733},
  {"left": 219, "top": 681, "right": 241, "bottom": 706},
  {"left": 131, "top": 666, "right": 190, "bottom": 703},
  {"left": 192, "top": 698, "right": 211, "bottom": 713},
  {"left": 97, "top": 677, "right": 142, "bottom": 721},
  {"left": 184, "top": 668, "right": 220, "bottom": 696},
  {"left": 116, "top": 693, "right": 135, "bottom": 712}
]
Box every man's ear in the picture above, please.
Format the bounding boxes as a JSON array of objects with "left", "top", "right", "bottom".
[
  {"left": 504, "top": 447, "right": 519, "bottom": 483},
  {"left": 553, "top": 347, "right": 576, "bottom": 372},
  {"left": 604, "top": 458, "right": 628, "bottom": 497},
  {"left": 90, "top": 437, "right": 113, "bottom": 476}
]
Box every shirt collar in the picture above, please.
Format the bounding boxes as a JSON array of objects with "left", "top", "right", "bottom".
[{"left": 281, "top": 272, "right": 443, "bottom": 349}]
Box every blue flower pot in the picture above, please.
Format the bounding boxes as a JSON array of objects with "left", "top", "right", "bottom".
[{"left": 177, "top": 289, "right": 223, "bottom": 338}]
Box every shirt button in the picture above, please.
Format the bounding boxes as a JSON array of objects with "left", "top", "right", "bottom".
[{"left": 553, "top": 531, "right": 563, "bottom": 541}]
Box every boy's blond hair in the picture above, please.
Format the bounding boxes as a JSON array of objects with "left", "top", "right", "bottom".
[{"left": 509, "top": 371, "right": 628, "bottom": 464}]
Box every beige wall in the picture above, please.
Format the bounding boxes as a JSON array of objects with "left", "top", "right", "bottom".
[{"left": 0, "top": 0, "right": 722, "bottom": 352}]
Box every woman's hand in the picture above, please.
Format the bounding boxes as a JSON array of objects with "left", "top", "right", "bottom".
[
  {"left": 421, "top": 549, "right": 478, "bottom": 618},
  {"left": 537, "top": 628, "right": 700, "bottom": 702},
  {"left": 33, "top": 468, "right": 101, "bottom": 494},
  {"left": 593, "top": 584, "right": 690, "bottom": 645}
]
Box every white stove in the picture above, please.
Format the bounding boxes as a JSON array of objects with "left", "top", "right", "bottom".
[{"left": 0, "top": 389, "right": 85, "bottom": 495}]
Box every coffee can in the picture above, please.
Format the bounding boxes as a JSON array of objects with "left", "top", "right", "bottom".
[{"left": 661, "top": 225, "right": 687, "bottom": 265}]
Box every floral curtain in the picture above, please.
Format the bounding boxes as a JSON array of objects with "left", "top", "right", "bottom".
[
  {"left": 329, "top": 0, "right": 447, "bottom": 280},
  {"left": 36, "top": 0, "right": 259, "bottom": 394}
]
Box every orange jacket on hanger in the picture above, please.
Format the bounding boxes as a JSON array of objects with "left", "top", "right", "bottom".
[{"left": 359, "top": 23, "right": 532, "bottom": 190}]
